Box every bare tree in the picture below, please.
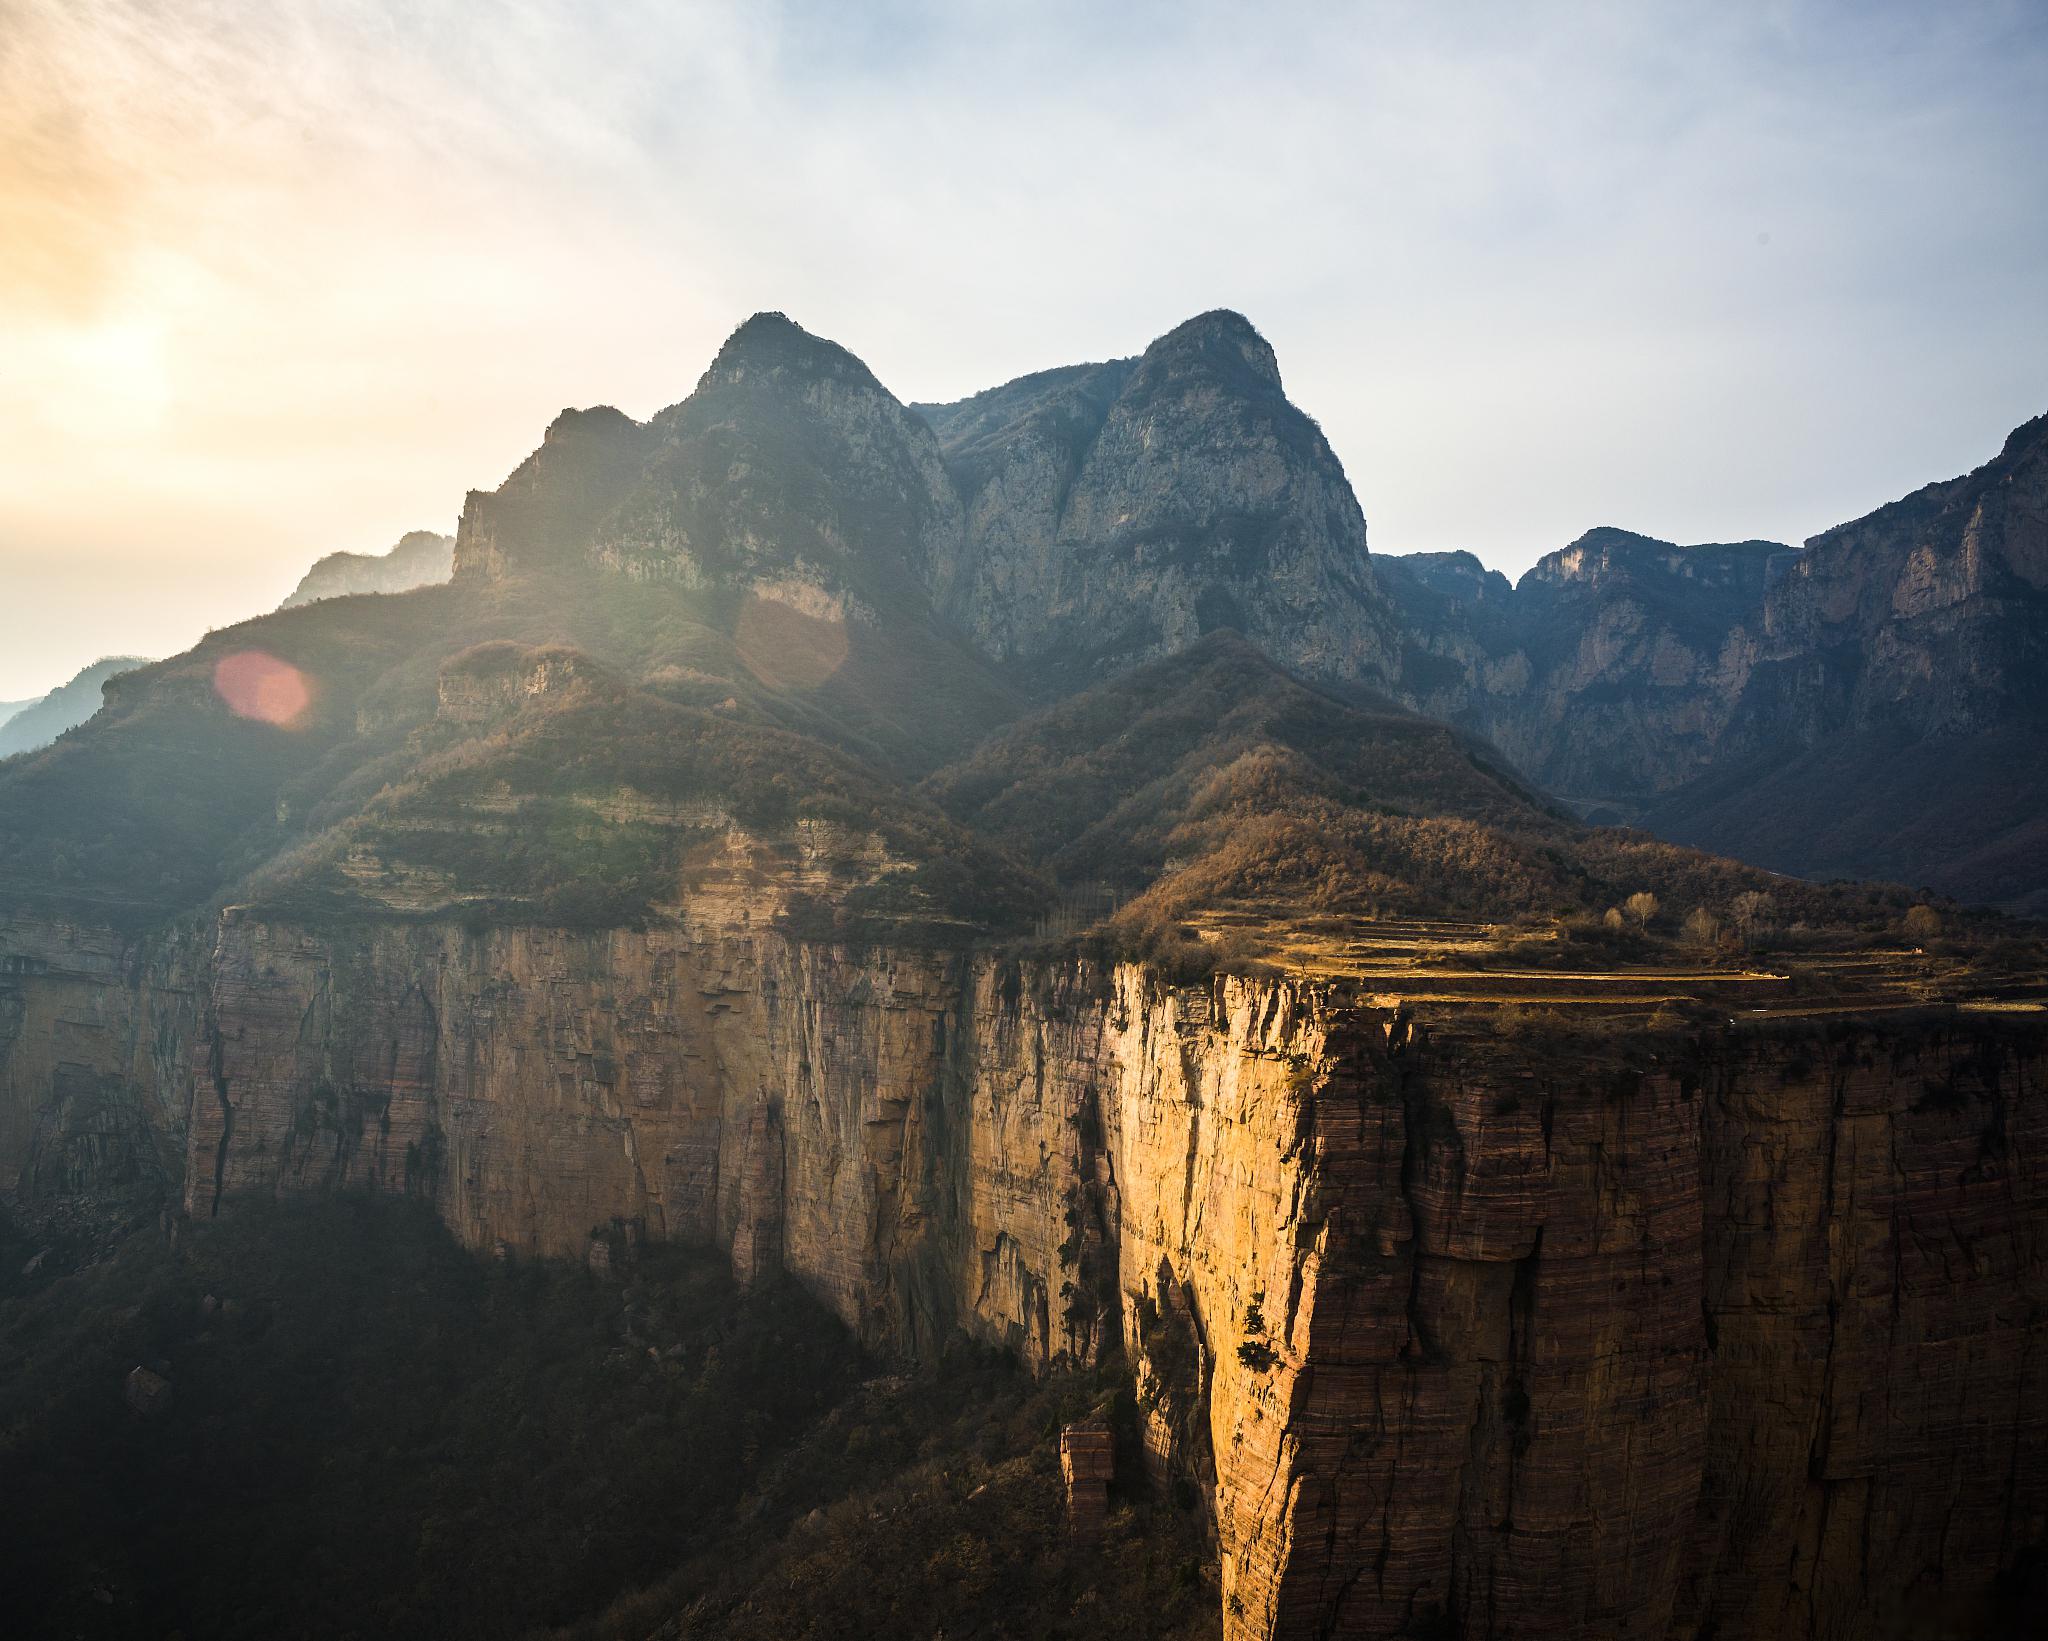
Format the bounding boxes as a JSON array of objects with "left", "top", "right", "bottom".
[
  {"left": 1731, "top": 890, "right": 1775, "bottom": 948},
  {"left": 1903, "top": 904, "right": 1942, "bottom": 943},
  {"left": 1624, "top": 891, "right": 1659, "bottom": 928},
  {"left": 1682, "top": 906, "right": 1721, "bottom": 950},
  {"left": 1603, "top": 906, "right": 1626, "bottom": 933}
]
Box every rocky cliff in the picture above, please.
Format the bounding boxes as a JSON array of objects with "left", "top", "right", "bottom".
[
  {"left": 1381, "top": 530, "right": 1795, "bottom": 816},
  {"left": 6, "top": 897, "right": 2041, "bottom": 1640},
  {"left": 3, "top": 308, "right": 2046, "bottom": 1639},
  {"left": 1645, "top": 414, "right": 2048, "bottom": 910},
  {"left": 450, "top": 308, "right": 1405, "bottom": 715},
  {"left": 917, "top": 310, "right": 1402, "bottom": 694},
  {"left": 1378, "top": 416, "right": 2048, "bottom": 907},
  {"left": 454, "top": 314, "right": 962, "bottom": 613}
]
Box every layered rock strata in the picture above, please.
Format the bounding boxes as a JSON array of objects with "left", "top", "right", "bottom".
[{"left": 3, "top": 907, "right": 2042, "bottom": 1640}]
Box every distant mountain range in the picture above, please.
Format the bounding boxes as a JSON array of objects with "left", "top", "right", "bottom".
[
  {"left": 908, "top": 314, "right": 2047, "bottom": 909},
  {"left": 1377, "top": 416, "right": 2048, "bottom": 911},
  {"left": 278, "top": 529, "right": 453, "bottom": 608},
  {"left": 0, "top": 532, "right": 455, "bottom": 762},
  {"left": 0, "top": 656, "right": 152, "bottom": 760}
]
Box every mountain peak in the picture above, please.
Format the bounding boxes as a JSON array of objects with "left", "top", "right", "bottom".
[
  {"left": 1997, "top": 409, "right": 2048, "bottom": 463},
  {"left": 1528, "top": 527, "right": 1791, "bottom": 590},
  {"left": 1137, "top": 309, "right": 1283, "bottom": 393},
  {"left": 696, "top": 311, "right": 883, "bottom": 396},
  {"left": 542, "top": 404, "right": 640, "bottom": 442}
]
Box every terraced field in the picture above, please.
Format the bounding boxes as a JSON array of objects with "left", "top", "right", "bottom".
[{"left": 1191, "top": 905, "right": 2048, "bottom": 1022}]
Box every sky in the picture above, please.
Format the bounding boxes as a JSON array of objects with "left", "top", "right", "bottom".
[{"left": 2, "top": 0, "right": 2045, "bottom": 698}]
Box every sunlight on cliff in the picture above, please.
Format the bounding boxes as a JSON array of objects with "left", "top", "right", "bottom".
[{"left": 213, "top": 649, "right": 312, "bottom": 727}]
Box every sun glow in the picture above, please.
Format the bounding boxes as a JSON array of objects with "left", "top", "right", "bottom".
[{"left": 19, "top": 317, "right": 173, "bottom": 440}]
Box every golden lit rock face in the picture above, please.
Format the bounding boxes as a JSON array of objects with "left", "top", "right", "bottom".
[{"left": 3, "top": 901, "right": 2044, "bottom": 1641}]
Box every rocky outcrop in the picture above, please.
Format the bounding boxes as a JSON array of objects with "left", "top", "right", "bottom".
[
  {"left": 918, "top": 311, "right": 1402, "bottom": 693},
  {"left": 278, "top": 529, "right": 454, "bottom": 609},
  {"left": 7, "top": 895, "right": 2040, "bottom": 1641},
  {"left": 457, "top": 309, "right": 1406, "bottom": 700},
  {"left": 453, "top": 314, "right": 963, "bottom": 620},
  {"left": 1061, "top": 1420, "right": 1116, "bottom": 1538}
]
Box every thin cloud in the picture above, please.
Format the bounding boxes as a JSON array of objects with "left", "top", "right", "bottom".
[{"left": 0, "top": 0, "right": 2043, "bottom": 697}]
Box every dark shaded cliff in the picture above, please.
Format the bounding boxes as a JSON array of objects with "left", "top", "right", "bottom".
[
  {"left": 1647, "top": 415, "right": 2048, "bottom": 911},
  {"left": 1377, "top": 416, "right": 2048, "bottom": 907}
]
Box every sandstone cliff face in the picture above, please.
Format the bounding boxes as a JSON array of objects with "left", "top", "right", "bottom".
[
  {"left": 1681, "top": 1024, "right": 2048, "bottom": 1639},
  {"left": 11, "top": 893, "right": 2039, "bottom": 1640},
  {"left": 1238, "top": 1015, "right": 2046, "bottom": 1640},
  {"left": 0, "top": 913, "right": 199, "bottom": 1200}
]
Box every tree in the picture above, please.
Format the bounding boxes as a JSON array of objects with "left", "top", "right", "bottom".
[
  {"left": 1903, "top": 904, "right": 1942, "bottom": 943},
  {"left": 1731, "top": 891, "right": 1775, "bottom": 948},
  {"left": 1624, "top": 892, "right": 1659, "bottom": 928},
  {"left": 1682, "top": 906, "right": 1721, "bottom": 950},
  {"left": 1602, "top": 907, "right": 1625, "bottom": 933}
]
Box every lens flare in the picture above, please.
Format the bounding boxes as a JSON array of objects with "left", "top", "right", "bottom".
[
  {"left": 733, "top": 592, "right": 850, "bottom": 690},
  {"left": 213, "top": 650, "right": 312, "bottom": 726}
]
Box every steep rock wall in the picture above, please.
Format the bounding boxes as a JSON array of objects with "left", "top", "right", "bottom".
[
  {"left": 1238, "top": 1015, "right": 2046, "bottom": 1641},
  {"left": 0, "top": 913, "right": 200, "bottom": 1200},
  {"left": 3, "top": 906, "right": 2042, "bottom": 1640}
]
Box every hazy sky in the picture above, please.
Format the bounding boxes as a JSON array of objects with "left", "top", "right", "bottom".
[{"left": 3, "top": 0, "right": 2045, "bottom": 697}]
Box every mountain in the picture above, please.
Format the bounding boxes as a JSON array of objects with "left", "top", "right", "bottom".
[
  {"left": 0, "top": 655, "right": 152, "bottom": 760},
  {"left": 1379, "top": 528, "right": 1799, "bottom": 816},
  {"left": 278, "top": 528, "right": 453, "bottom": 608},
  {"left": 1, "top": 312, "right": 2044, "bottom": 1641},
  {"left": 1379, "top": 412, "right": 2048, "bottom": 906},
  {"left": 915, "top": 310, "right": 1402, "bottom": 694},
  {"left": 1649, "top": 414, "right": 2048, "bottom": 909},
  {"left": 451, "top": 313, "right": 1016, "bottom": 776}
]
